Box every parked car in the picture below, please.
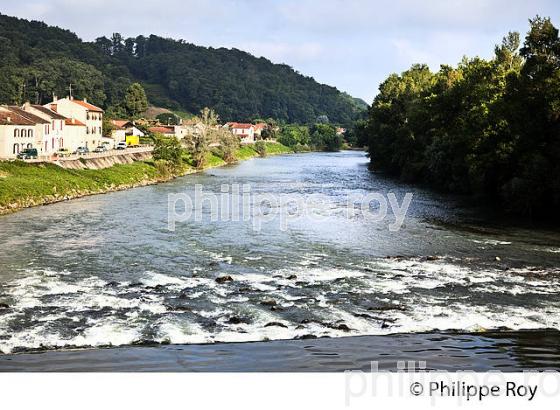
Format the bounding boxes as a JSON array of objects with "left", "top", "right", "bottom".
[
  {"left": 17, "top": 148, "right": 38, "bottom": 160},
  {"left": 116, "top": 142, "right": 128, "bottom": 150},
  {"left": 74, "top": 146, "right": 89, "bottom": 155},
  {"left": 93, "top": 145, "right": 107, "bottom": 153},
  {"left": 56, "top": 148, "right": 71, "bottom": 158}
]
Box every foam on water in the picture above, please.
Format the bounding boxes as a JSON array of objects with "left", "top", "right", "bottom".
[{"left": 1, "top": 255, "right": 560, "bottom": 354}]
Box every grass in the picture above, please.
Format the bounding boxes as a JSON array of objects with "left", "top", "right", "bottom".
[
  {"left": 0, "top": 142, "right": 294, "bottom": 214},
  {"left": 0, "top": 160, "right": 162, "bottom": 212}
]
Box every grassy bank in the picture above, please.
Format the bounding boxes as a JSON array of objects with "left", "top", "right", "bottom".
[{"left": 0, "top": 142, "right": 293, "bottom": 215}]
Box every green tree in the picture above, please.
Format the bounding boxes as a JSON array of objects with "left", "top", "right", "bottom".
[
  {"left": 124, "top": 83, "right": 148, "bottom": 118},
  {"left": 153, "top": 135, "right": 183, "bottom": 166}
]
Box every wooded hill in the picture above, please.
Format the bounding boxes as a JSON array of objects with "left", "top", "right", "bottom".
[{"left": 0, "top": 13, "right": 365, "bottom": 125}]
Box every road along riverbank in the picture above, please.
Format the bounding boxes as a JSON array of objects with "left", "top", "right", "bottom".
[{"left": 0, "top": 142, "right": 292, "bottom": 215}]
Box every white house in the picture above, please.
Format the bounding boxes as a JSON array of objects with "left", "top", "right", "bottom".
[
  {"left": 22, "top": 102, "right": 67, "bottom": 155},
  {"left": 111, "top": 120, "right": 145, "bottom": 143},
  {"left": 45, "top": 97, "right": 103, "bottom": 149},
  {"left": 225, "top": 122, "right": 255, "bottom": 144},
  {"left": 0, "top": 106, "right": 46, "bottom": 159}
]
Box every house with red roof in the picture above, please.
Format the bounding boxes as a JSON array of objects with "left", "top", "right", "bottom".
[
  {"left": 45, "top": 96, "right": 103, "bottom": 149},
  {"left": 0, "top": 105, "right": 49, "bottom": 159},
  {"left": 224, "top": 122, "right": 255, "bottom": 144},
  {"left": 111, "top": 120, "right": 145, "bottom": 144},
  {"left": 22, "top": 102, "right": 67, "bottom": 155}
]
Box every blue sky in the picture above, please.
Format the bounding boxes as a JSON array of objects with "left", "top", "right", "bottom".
[{"left": 2, "top": 0, "right": 559, "bottom": 102}]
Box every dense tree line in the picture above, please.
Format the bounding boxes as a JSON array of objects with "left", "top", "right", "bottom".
[
  {"left": 0, "top": 13, "right": 364, "bottom": 125},
  {"left": 278, "top": 123, "right": 343, "bottom": 151},
  {"left": 364, "top": 17, "right": 560, "bottom": 218}
]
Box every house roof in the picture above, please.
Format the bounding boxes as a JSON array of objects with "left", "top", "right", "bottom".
[
  {"left": 148, "top": 126, "right": 175, "bottom": 134},
  {"left": 29, "top": 104, "right": 67, "bottom": 120},
  {"left": 3, "top": 106, "right": 50, "bottom": 125},
  {"left": 111, "top": 120, "right": 133, "bottom": 129},
  {"left": 71, "top": 99, "right": 104, "bottom": 112},
  {"left": 0, "top": 107, "right": 38, "bottom": 126},
  {"left": 253, "top": 123, "right": 267, "bottom": 130},
  {"left": 65, "top": 118, "right": 86, "bottom": 126},
  {"left": 230, "top": 123, "right": 254, "bottom": 129}
]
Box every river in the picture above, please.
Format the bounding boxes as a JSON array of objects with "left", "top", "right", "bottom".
[{"left": 1, "top": 151, "right": 560, "bottom": 370}]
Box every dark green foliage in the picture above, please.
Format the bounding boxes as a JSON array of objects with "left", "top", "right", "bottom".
[
  {"left": 0, "top": 13, "right": 364, "bottom": 125},
  {"left": 363, "top": 16, "right": 560, "bottom": 218},
  {"left": 152, "top": 136, "right": 183, "bottom": 166},
  {"left": 310, "top": 124, "right": 343, "bottom": 151},
  {"left": 123, "top": 83, "right": 148, "bottom": 118},
  {"left": 277, "top": 125, "right": 310, "bottom": 147}
]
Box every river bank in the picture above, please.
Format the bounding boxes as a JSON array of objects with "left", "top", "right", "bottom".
[
  {"left": 1, "top": 330, "right": 559, "bottom": 371},
  {"left": 0, "top": 142, "right": 292, "bottom": 216},
  {"left": 1, "top": 151, "right": 559, "bottom": 366}
]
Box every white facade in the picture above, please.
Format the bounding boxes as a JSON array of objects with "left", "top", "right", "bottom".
[
  {"left": 228, "top": 123, "right": 255, "bottom": 144},
  {"left": 22, "top": 103, "right": 67, "bottom": 155},
  {"left": 46, "top": 97, "right": 103, "bottom": 149},
  {"left": 0, "top": 106, "right": 42, "bottom": 159}
]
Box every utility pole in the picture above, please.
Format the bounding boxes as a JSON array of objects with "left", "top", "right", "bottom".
[{"left": 69, "top": 83, "right": 73, "bottom": 99}]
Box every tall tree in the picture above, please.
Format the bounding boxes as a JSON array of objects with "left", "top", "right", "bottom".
[{"left": 123, "top": 83, "right": 148, "bottom": 118}]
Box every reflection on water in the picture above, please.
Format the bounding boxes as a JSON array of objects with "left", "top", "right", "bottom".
[{"left": 0, "top": 151, "right": 559, "bottom": 355}]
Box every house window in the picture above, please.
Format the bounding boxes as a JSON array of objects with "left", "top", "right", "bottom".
[
  {"left": 13, "top": 143, "right": 19, "bottom": 154},
  {"left": 87, "top": 113, "right": 90, "bottom": 120},
  {"left": 98, "top": 126, "right": 101, "bottom": 134},
  {"left": 86, "top": 127, "right": 89, "bottom": 134},
  {"left": 21, "top": 129, "right": 27, "bottom": 138},
  {"left": 27, "top": 143, "right": 33, "bottom": 149},
  {"left": 60, "top": 138, "right": 63, "bottom": 147},
  {"left": 29, "top": 129, "right": 33, "bottom": 138}
]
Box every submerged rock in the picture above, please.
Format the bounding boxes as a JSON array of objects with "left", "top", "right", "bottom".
[
  {"left": 264, "top": 321, "right": 288, "bottom": 328},
  {"left": 260, "top": 299, "right": 277, "bottom": 306},
  {"left": 296, "top": 334, "right": 318, "bottom": 340},
  {"left": 334, "top": 323, "right": 351, "bottom": 332},
  {"left": 0, "top": 303, "right": 9, "bottom": 309},
  {"left": 215, "top": 275, "right": 234, "bottom": 284},
  {"left": 286, "top": 274, "right": 297, "bottom": 280}
]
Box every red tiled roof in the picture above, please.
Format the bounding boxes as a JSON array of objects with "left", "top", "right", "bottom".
[
  {"left": 149, "top": 126, "right": 175, "bottom": 134},
  {"left": 0, "top": 109, "right": 37, "bottom": 126},
  {"left": 253, "top": 123, "right": 267, "bottom": 130},
  {"left": 65, "top": 118, "right": 86, "bottom": 126},
  {"left": 231, "top": 123, "right": 254, "bottom": 129},
  {"left": 71, "top": 99, "right": 103, "bottom": 112},
  {"left": 111, "top": 120, "right": 133, "bottom": 129},
  {"left": 6, "top": 106, "right": 50, "bottom": 124},
  {"left": 29, "top": 105, "right": 68, "bottom": 120}
]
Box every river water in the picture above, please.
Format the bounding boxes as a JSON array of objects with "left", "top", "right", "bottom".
[{"left": 1, "top": 151, "right": 560, "bottom": 361}]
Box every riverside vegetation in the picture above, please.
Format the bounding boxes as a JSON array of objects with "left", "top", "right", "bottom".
[
  {"left": 361, "top": 16, "right": 560, "bottom": 219},
  {"left": 0, "top": 139, "right": 292, "bottom": 215}
]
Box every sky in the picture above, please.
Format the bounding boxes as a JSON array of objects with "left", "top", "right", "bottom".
[{"left": 1, "top": 0, "right": 559, "bottom": 103}]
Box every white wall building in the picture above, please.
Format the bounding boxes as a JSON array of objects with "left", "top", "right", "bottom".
[
  {"left": 225, "top": 122, "right": 255, "bottom": 144},
  {"left": 0, "top": 106, "right": 46, "bottom": 159},
  {"left": 45, "top": 97, "right": 103, "bottom": 149},
  {"left": 22, "top": 102, "right": 67, "bottom": 155}
]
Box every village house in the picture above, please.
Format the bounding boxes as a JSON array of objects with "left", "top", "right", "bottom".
[
  {"left": 148, "top": 125, "right": 176, "bottom": 138},
  {"left": 253, "top": 123, "right": 267, "bottom": 138},
  {"left": 45, "top": 97, "right": 103, "bottom": 149},
  {"left": 0, "top": 106, "right": 46, "bottom": 159},
  {"left": 147, "top": 125, "right": 190, "bottom": 140},
  {"left": 21, "top": 102, "right": 67, "bottom": 155},
  {"left": 225, "top": 122, "right": 255, "bottom": 144},
  {"left": 63, "top": 118, "right": 87, "bottom": 152},
  {"left": 111, "top": 120, "right": 145, "bottom": 146}
]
